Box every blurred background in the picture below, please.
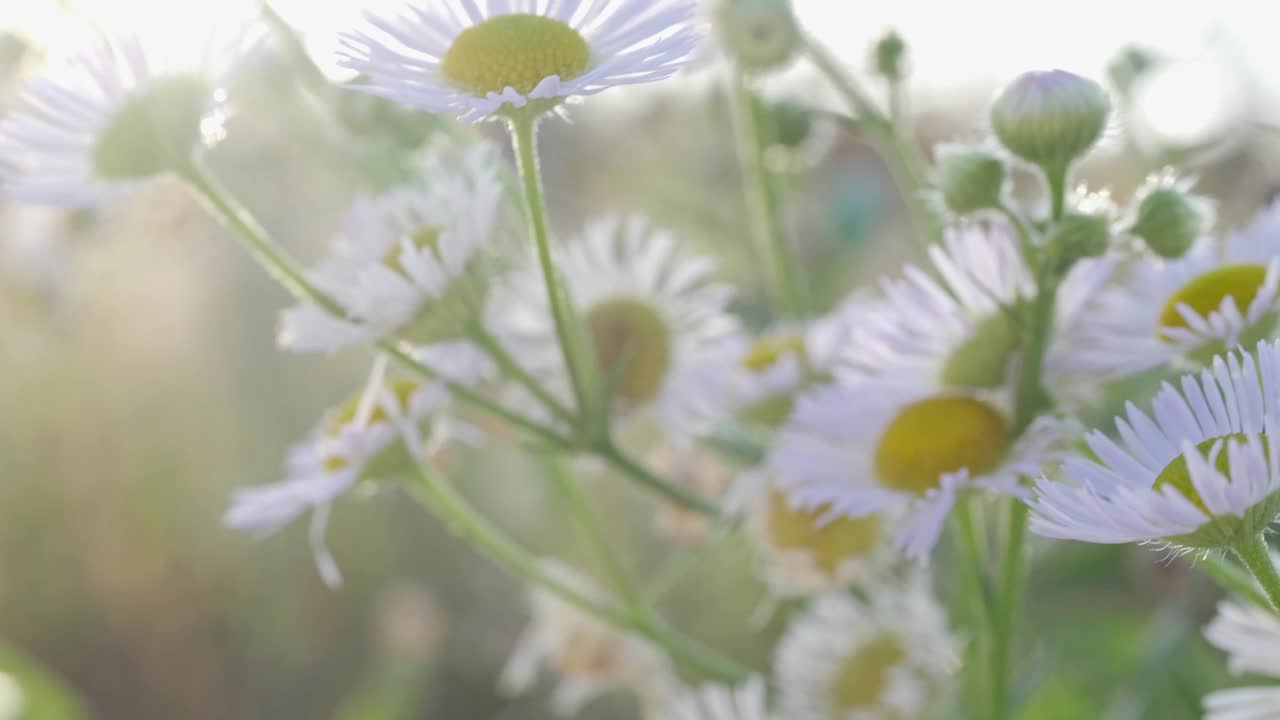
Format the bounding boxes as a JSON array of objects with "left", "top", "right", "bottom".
[{"left": 4, "top": 0, "right": 1280, "bottom": 718}]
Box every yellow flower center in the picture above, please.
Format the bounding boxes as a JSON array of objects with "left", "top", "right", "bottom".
[
  {"left": 322, "top": 380, "right": 420, "bottom": 472},
  {"left": 832, "top": 634, "right": 905, "bottom": 712},
  {"left": 382, "top": 228, "right": 442, "bottom": 277},
  {"left": 586, "top": 297, "right": 672, "bottom": 404},
  {"left": 1153, "top": 434, "right": 1256, "bottom": 514},
  {"left": 441, "top": 14, "right": 592, "bottom": 96},
  {"left": 742, "top": 334, "right": 807, "bottom": 372},
  {"left": 941, "top": 312, "right": 1019, "bottom": 388},
  {"left": 874, "top": 396, "right": 1010, "bottom": 494},
  {"left": 766, "top": 489, "right": 882, "bottom": 575},
  {"left": 1159, "top": 264, "right": 1268, "bottom": 334}
]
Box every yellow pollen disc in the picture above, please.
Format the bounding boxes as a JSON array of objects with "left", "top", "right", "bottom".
[
  {"left": 766, "top": 489, "right": 882, "bottom": 575},
  {"left": 1159, "top": 264, "right": 1268, "bottom": 334},
  {"left": 441, "top": 14, "right": 591, "bottom": 96},
  {"left": 874, "top": 396, "right": 1010, "bottom": 494},
  {"left": 832, "top": 634, "right": 905, "bottom": 712},
  {"left": 585, "top": 297, "right": 672, "bottom": 404},
  {"left": 327, "top": 379, "right": 421, "bottom": 435},
  {"left": 1154, "top": 434, "right": 1254, "bottom": 513},
  {"left": 382, "top": 228, "right": 442, "bottom": 277},
  {"left": 742, "top": 334, "right": 806, "bottom": 373}
]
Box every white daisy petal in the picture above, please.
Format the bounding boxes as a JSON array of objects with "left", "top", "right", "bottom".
[
  {"left": 655, "top": 678, "right": 771, "bottom": 720},
  {"left": 1203, "top": 599, "right": 1280, "bottom": 720}
]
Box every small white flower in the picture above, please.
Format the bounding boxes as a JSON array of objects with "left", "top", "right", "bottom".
[
  {"left": 1030, "top": 340, "right": 1280, "bottom": 551},
  {"left": 486, "top": 214, "right": 738, "bottom": 420},
  {"left": 0, "top": 14, "right": 257, "bottom": 206},
  {"left": 655, "top": 677, "right": 772, "bottom": 720},
  {"left": 771, "top": 379, "right": 1072, "bottom": 560},
  {"left": 278, "top": 142, "right": 506, "bottom": 354},
  {"left": 501, "top": 559, "right": 677, "bottom": 716},
  {"left": 223, "top": 345, "right": 492, "bottom": 587},
  {"left": 1203, "top": 599, "right": 1280, "bottom": 720},
  {"left": 775, "top": 582, "right": 957, "bottom": 720},
  {"left": 1064, "top": 198, "right": 1280, "bottom": 379},
  {"left": 339, "top": 0, "right": 700, "bottom": 123}
]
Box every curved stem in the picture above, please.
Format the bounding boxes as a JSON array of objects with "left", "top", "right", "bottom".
[
  {"left": 467, "top": 321, "right": 576, "bottom": 425},
  {"left": 729, "top": 71, "right": 807, "bottom": 317},
  {"left": 1234, "top": 534, "right": 1280, "bottom": 612},
  {"left": 546, "top": 455, "right": 642, "bottom": 610},
  {"left": 596, "top": 439, "right": 720, "bottom": 517},
  {"left": 1201, "top": 553, "right": 1273, "bottom": 611},
  {"left": 508, "top": 115, "right": 597, "bottom": 428}
]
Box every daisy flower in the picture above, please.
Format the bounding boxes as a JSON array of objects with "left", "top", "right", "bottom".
[
  {"left": 1203, "top": 599, "right": 1280, "bottom": 720},
  {"left": 0, "top": 13, "right": 257, "bottom": 206},
  {"left": 774, "top": 583, "right": 957, "bottom": 720},
  {"left": 655, "top": 677, "right": 771, "bottom": 720},
  {"left": 223, "top": 343, "right": 493, "bottom": 587},
  {"left": 1065, "top": 197, "right": 1280, "bottom": 379},
  {"left": 486, "top": 214, "right": 737, "bottom": 419},
  {"left": 501, "top": 559, "right": 677, "bottom": 716},
  {"left": 837, "top": 222, "right": 1115, "bottom": 406},
  {"left": 1029, "top": 340, "right": 1280, "bottom": 551},
  {"left": 770, "top": 379, "right": 1072, "bottom": 559},
  {"left": 278, "top": 142, "right": 506, "bottom": 355},
  {"left": 339, "top": 0, "right": 700, "bottom": 123}
]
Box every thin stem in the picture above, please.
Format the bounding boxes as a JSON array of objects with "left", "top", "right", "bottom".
[
  {"left": 991, "top": 500, "right": 1029, "bottom": 720},
  {"left": 410, "top": 463, "right": 751, "bottom": 682},
  {"left": 1233, "top": 535, "right": 1280, "bottom": 612},
  {"left": 729, "top": 71, "right": 807, "bottom": 317},
  {"left": 951, "top": 501, "right": 993, "bottom": 719},
  {"left": 467, "top": 322, "right": 576, "bottom": 425},
  {"left": 508, "top": 115, "right": 596, "bottom": 426},
  {"left": 1201, "top": 554, "right": 1273, "bottom": 611},
  {"left": 546, "top": 455, "right": 642, "bottom": 610},
  {"left": 596, "top": 439, "right": 719, "bottom": 517},
  {"left": 1046, "top": 163, "right": 1069, "bottom": 222}
]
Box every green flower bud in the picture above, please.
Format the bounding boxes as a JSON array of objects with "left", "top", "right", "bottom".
[
  {"left": 990, "top": 70, "right": 1111, "bottom": 172},
  {"left": 1130, "top": 185, "right": 1209, "bottom": 259},
  {"left": 935, "top": 145, "right": 1007, "bottom": 215},
  {"left": 1049, "top": 211, "right": 1111, "bottom": 270},
  {"left": 713, "top": 0, "right": 801, "bottom": 74},
  {"left": 1107, "top": 45, "right": 1160, "bottom": 98},
  {"left": 872, "top": 30, "right": 907, "bottom": 82}
]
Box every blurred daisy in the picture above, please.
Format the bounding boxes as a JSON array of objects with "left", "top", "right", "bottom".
[
  {"left": 735, "top": 471, "right": 897, "bottom": 596},
  {"left": 278, "top": 142, "right": 506, "bottom": 354},
  {"left": 1030, "top": 340, "right": 1280, "bottom": 551},
  {"left": 502, "top": 559, "right": 677, "bottom": 716},
  {"left": 487, "top": 215, "right": 737, "bottom": 419},
  {"left": 0, "top": 14, "right": 257, "bottom": 206},
  {"left": 1203, "top": 599, "right": 1280, "bottom": 720},
  {"left": 655, "top": 677, "right": 771, "bottom": 720},
  {"left": 771, "top": 380, "right": 1071, "bottom": 559},
  {"left": 837, "top": 223, "right": 1115, "bottom": 405},
  {"left": 775, "top": 583, "right": 957, "bottom": 720},
  {"left": 1066, "top": 198, "right": 1280, "bottom": 378},
  {"left": 223, "top": 345, "right": 492, "bottom": 587},
  {"left": 339, "top": 0, "right": 700, "bottom": 123}
]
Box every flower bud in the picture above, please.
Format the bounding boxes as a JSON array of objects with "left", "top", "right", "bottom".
[
  {"left": 1049, "top": 211, "right": 1111, "bottom": 269},
  {"left": 990, "top": 70, "right": 1111, "bottom": 172},
  {"left": 872, "top": 30, "right": 907, "bottom": 82},
  {"left": 713, "top": 0, "right": 801, "bottom": 74},
  {"left": 935, "top": 145, "right": 1007, "bottom": 215},
  {"left": 1107, "top": 45, "right": 1160, "bottom": 98},
  {"left": 1129, "top": 186, "right": 1208, "bottom": 259}
]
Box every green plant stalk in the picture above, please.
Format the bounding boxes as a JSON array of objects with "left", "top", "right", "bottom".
[
  {"left": 546, "top": 456, "right": 643, "bottom": 610},
  {"left": 410, "top": 463, "right": 752, "bottom": 683},
  {"left": 508, "top": 116, "right": 598, "bottom": 427},
  {"left": 1201, "top": 553, "right": 1273, "bottom": 611},
  {"left": 951, "top": 501, "right": 994, "bottom": 720},
  {"left": 729, "top": 71, "right": 807, "bottom": 317},
  {"left": 801, "top": 34, "right": 943, "bottom": 246},
  {"left": 1233, "top": 534, "right": 1280, "bottom": 612},
  {"left": 180, "top": 160, "right": 718, "bottom": 516},
  {"left": 466, "top": 321, "right": 576, "bottom": 425}
]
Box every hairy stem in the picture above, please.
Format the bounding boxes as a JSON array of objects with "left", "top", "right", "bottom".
[{"left": 1234, "top": 534, "right": 1280, "bottom": 612}]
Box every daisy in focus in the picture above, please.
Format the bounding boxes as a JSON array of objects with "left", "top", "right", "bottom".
[
  {"left": 486, "top": 214, "right": 737, "bottom": 421},
  {"left": 339, "top": 0, "right": 700, "bottom": 122},
  {"left": 278, "top": 142, "right": 506, "bottom": 355},
  {"left": 655, "top": 677, "right": 771, "bottom": 720},
  {"left": 774, "top": 582, "right": 957, "bottom": 720},
  {"left": 223, "top": 347, "right": 492, "bottom": 587},
  {"left": 1029, "top": 339, "right": 1280, "bottom": 551},
  {"left": 1202, "top": 599, "right": 1280, "bottom": 720},
  {"left": 770, "top": 378, "right": 1071, "bottom": 559},
  {"left": 501, "top": 559, "right": 677, "bottom": 716},
  {"left": 0, "top": 13, "right": 257, "bottom": 206}
]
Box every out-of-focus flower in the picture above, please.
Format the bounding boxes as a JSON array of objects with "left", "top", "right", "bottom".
[
  {"left": 771, "top": 378, "right": 1073, "bottom": 559},
  {"left": 376, "top": 583, "right": 446, "bottom": 664},
  {"left": 709, "top": 0, "right": 801, "bottom": 75},
  {"left": 279, "top": 141, "right": 506, "bottom": 355},
  {"left": 655, "top": 677, "right": 771, "bottom": 720},
  {"left": 1030, "top": 341, "right": 1280, "bottom": 551},
  {"left": 0, "top": 13, "right": 258, "bottom": 206},
  {"left": 486, "top": 215, "right": 738, "bottom": 422},
  {"left": 774, "top": 582, "right": 957, "bottom": 720},
  {"left": 339, "top": 0, "right": 700, "bottom": 123},
  {"left": 0, "top": 673, "right": 22, "bottom": 720},
  {"left": 501, "top": 560, "right": 677, "bottom": 716},
  {"left": 1065, "top": 197, "right": 1280, "bottom": 379},
  {"left": 1202, "top": 599, "right": 1280, "bottom": 719}
]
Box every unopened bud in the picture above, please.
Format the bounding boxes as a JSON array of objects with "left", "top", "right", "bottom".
[
  {"left": 872, "top": 30, "right": 907, "bottom": 82},
  {"left": 991, "top": 70, "right": 1111, "bottom": 172},
  {"left": 713, "top": 0, "right": 801, "bottom": 74},
  {"left": 1049, "top": 211, "right": 1111, "bottom": 269},
  {"left": 936, "top": 145, "right": 1007, "bottom": 215},
  {"left": 1130, "top": 186, "right": 1209, "bottom": 259}
]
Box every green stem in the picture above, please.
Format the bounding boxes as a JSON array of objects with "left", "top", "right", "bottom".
[
  {"left": 802, "top": 34, "right": 942, "bottom": 246},
  {"left": 596, "top": 439, "right": 719, "bottom": 517},
  {"left": 508, "top": 116, "right": 596, "bottom": 426},
  {"left": 1201, "top": 553, "right": 1273, "bottom": 611},
  {"left": 546, "top": 456, "right": 642, "bottom": 610},
  {"left": 729, "top": 71, "right": 806, "bottom": 317},
  {"left": 951, "top": 500, "right": 993, "bottom": 719},
  {"left": 410, "top": 463, "right": 751, "bottom": 682},
  {"left": 1233, "top": 535, "right": 1280, "bottom": 612},
  {"left": 1045, "top": 163, "right": 1069, "bottom": 222},
  {"left": 466, "top": 322, "right": 576, "bottom": 425}
]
